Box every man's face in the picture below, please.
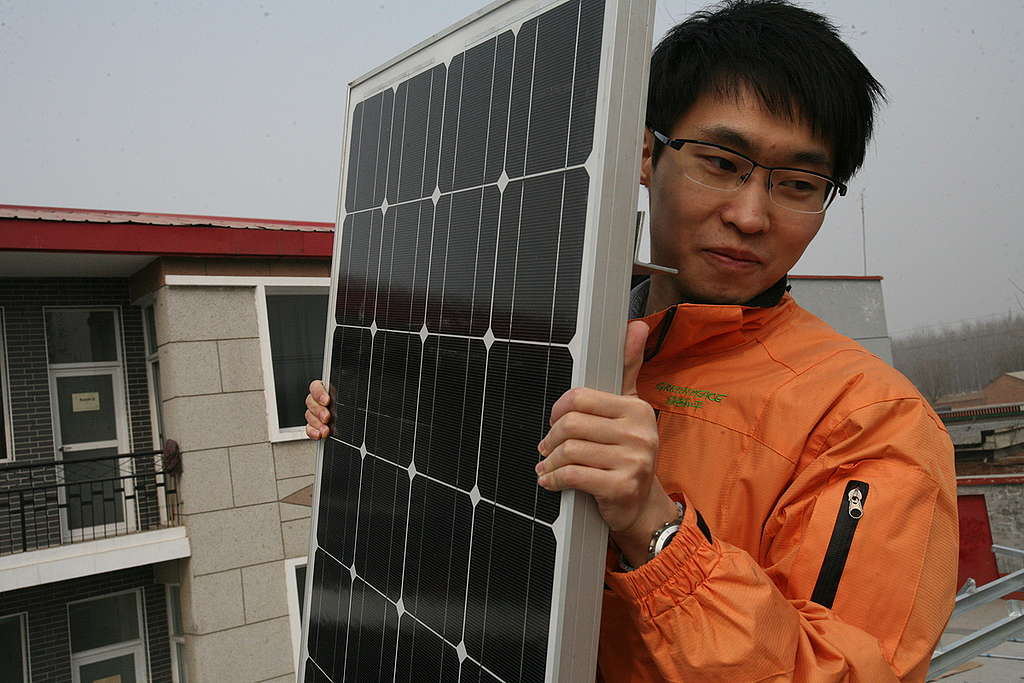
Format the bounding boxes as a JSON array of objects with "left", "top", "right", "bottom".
[{"left": 642, "top": 89, "right": 832, "bottom": 305}]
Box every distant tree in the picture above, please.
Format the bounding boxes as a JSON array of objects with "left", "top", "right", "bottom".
[{"left": 892, "top": 313, "right": 1024, "bottom": 403}]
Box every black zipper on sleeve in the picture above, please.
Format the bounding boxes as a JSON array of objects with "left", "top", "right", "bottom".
[{"left": 811, "top": 480, "right": 870, "bottom": 609}]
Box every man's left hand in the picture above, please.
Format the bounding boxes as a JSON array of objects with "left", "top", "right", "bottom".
[{"left": 536, "top": 320, "right": 679, "bottom": 566}]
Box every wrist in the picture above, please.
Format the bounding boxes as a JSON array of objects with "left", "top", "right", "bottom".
[{"left": 611, "top": 490, "right": 682, "bottom": 569}]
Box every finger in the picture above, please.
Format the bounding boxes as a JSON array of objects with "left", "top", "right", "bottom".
[
  {"left": 305, "top": 424, "right": 322, "bottom": 440},
  {"left": 540, "top": 411, "right": 628, "bottom": 455},
  {"left": 305, "top": 407, "right": 330, "bottom": 433},
  {"left": 621, "top": 320, "right": 649, "bottom": 396},
  {"left": 309, "top": 379, "right": 331, "bottom": 406},
  {"left": 305, "top": 393, "right": 332, "bottom": 424},
  {"left": 548, "top": 386, "right": 638, "bottom": 426},
  {"left": 536, "top": 439, "right": 622, "bottom": 475},
  {"left": 537, "top": 463, "right": 617, "bottom": 495}
]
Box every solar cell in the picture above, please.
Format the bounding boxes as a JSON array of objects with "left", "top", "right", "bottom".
[{"left": 301, "top": 0, "right": 653, "bottom": 680}]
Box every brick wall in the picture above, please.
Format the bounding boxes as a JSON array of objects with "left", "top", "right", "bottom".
[
  {"left": 0, "top": 278, "right": 155, "bottom": 553},
  {"left": 0, "top": 277, "right": 152, "bottom": 461},
  {"left": 0, "top": 566, "right": 171, "bottom": 683}
]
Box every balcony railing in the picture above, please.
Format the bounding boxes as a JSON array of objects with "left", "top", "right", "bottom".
[{"left": 0, "top": 447, "right": 180, "bottom": 557}]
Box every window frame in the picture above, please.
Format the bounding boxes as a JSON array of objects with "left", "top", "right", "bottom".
[
  {"left": 139, "top": 298, "right": 165, "bottom": 450},
  {"left": 255, "top": 285, "right": 330, "bottom": 442},
  {"left": 0, "top": 308, "right": 14, "bottom": 462},
  {"left": 66, "top": 588, "right": 149, "bottom": 683},
  {"left": 284, "top": 556, "right": 308, "bottom": 673},
  {"left": 165, "top": 584, "right": 186, "bottom": 683},
  {"left": 0, "top": 611, "right": 31, "bottom": 683}
]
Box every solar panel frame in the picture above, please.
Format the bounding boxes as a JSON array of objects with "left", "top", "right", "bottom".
[{"left": 300, "top": 0, "right": 655, "bottom": 680}]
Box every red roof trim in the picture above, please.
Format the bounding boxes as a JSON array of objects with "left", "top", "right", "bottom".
[
  {"left": 0, "top": 219, "right": 332, "bottom": 258},
  {"left": 0, "top": 203, "right": 333, "bottom": 230},
  {"left": 957, "top": 476, "right": 1024, "bottom": 486}
]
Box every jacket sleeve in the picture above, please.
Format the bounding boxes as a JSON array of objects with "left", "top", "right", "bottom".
[{"left": 602, "top": 398, "right": 958, "bottom": 682}]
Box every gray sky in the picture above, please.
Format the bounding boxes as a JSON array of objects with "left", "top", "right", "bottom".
[{"left": 1, "top": 0, "right": 1020, "bottom": 335}]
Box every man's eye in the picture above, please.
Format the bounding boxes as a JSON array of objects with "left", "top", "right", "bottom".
[
  {"left": 778, "top": 177, "right": 822, "bottom": 193},
  {"left": 700, "top": 155, "right": 738, "bottom": 173}
]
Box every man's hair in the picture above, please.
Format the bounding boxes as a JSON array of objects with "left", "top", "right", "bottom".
[{"left": 647, "top": 0, "right": 884, "bottom": 184}]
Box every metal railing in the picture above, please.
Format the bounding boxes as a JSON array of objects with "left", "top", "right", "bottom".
[
  {"left": 929, "top": 545, "right": 1024, "bottom": 678},
  {"left": 0, "top": 448, "right": 180, "bottom": 557}
]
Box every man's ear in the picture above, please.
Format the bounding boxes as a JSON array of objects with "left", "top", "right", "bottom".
[{"left": 640, "top": 128, "right": 654, "bottom": 187}]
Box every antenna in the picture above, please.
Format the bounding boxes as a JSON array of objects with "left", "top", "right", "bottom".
[{"left": 860, "top": 189, "right": 867, "bottom": 276}]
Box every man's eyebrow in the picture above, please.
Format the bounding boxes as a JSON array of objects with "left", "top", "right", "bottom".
[{"left": 695, "top": 125, "right": 832, "bottom": 170}]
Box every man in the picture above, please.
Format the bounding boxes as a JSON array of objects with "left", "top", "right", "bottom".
[{"left": 306, "top": 1, "right": 957, "bottom": 680}]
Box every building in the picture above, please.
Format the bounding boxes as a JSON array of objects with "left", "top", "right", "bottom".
[
  {"left": 0, "top": 205, "right": 331, "bottom": 682},
  {"left": 0, "top": 205, "right": 904, "bottom": 681},
  {"left": 787, "top": 275, "right": 893, "bottom": 364},
  {"left": 935, "top": 371, "right": 1024, "bottom": 410}
]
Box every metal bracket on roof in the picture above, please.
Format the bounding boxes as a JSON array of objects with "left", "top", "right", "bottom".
[{"left": 633, "top": 210, "right": 679, "bottom": 276}]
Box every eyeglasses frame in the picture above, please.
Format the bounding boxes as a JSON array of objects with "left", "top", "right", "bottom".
[{"left": 649, "top": 128, "right": 848, "bottom": 214}]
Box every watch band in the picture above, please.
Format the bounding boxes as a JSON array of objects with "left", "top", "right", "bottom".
[
  {"left": 647, "top": 501, "right": 685, "bottom": 562},
  {"left": 616, "top": 501, "right": 686, "bottom": 572}
]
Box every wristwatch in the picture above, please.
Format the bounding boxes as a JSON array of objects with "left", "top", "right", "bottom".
[
  {"left": 618, "top": 500, "right": 685, "bottom": 572},
  {"left": 647, "top": 500, "right": 685, "bottom": 562}
]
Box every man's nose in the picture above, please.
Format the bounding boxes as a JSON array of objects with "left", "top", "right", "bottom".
[{"left": 720, "top": 168, "right": 771, "bottom": 234}]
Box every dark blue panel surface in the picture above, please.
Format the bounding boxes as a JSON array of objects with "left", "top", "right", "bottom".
[
  {"left": 307, "top": 1, "right": 607, "bottom": 680},
  {"left": 415, "top": 336, "right": 486, "bottom": 491}
]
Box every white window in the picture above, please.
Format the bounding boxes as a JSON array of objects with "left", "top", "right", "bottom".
[
  {"left": 256, "top": 287, "right": 329, "bottom": 441},
  {"left": 68, "top": 589, "right": 148, "bottom": 683},
  {"left": 285, "top": 557, "right": 309, "bottom": 672},
  {"left": 0, "top": 612, "right": 30, "bottom": 683},
  {"left": 141, "top": 302, "right": 164, "bottom": 449},
  {"left": 0, "top": 308, "right": 13, "bottom": 461},
  {"left": 166, "top": 584, "right": 187, "bottom": 683}
]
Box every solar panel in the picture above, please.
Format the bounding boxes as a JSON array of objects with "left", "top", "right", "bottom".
[{"left": 300, "top": 0, "right": 654, "bottom": 680}]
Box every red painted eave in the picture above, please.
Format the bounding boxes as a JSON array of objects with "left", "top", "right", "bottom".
[{"left": 0, "top": 216, "right": 333, "bottom": 258}]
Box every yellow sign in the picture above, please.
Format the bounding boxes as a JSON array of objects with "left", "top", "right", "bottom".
[
  {"left": 71, "top": 392, "right": 101, "bottom": 412},
  {"left": 95, "top": 676, "right": 122, "bottom": 683}
]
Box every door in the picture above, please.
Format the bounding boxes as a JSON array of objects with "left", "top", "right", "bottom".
[
  {"left": 50, "top": 367, "right": 134, "bottom": 541},
  {"left": 957, "top": 493, "right": 999, "bottom": 589},
  {"left": 73, "top": 647, "right": 147, "bottom": 683}
]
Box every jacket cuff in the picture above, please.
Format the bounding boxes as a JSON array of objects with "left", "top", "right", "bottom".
[{"left": 604, "top": 492, "right": 720, "bottom": 607}]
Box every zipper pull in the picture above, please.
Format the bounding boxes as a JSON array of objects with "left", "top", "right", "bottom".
[{"left": 847, "top": 487, "right": 864, "bottom": 519}]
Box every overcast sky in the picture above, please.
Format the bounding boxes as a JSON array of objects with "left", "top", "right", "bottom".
[{"left": 1, "top": 0, "right": 1020, "bottom": 335}]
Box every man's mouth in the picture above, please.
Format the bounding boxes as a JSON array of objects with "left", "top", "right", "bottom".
[{"left": 703, "top": 247, "right": 762, "bottom": 267}]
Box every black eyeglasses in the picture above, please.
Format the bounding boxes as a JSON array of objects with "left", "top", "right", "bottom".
[{"left": 650, "top": 129, "right": 847, "bottom": 214}]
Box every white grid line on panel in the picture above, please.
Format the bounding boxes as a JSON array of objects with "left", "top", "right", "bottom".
[
  {"left": 523, "top": 19, "right": 539, "bottom": 175},
  {"left": 376, "top": 92, "right": 394, "bottom": 207},
  {"left": 362, "top": 159, "right": 588, "bottom": 217},
  {"left": 349, "top": 565, "right": 514, "bottom": 683},
  {"left": 395, "top": 78, "right": 409, "bottom": 203},
  {"left": 308, "top": 654, "right": 330, "bottom": 681},
  {"left": 563, "top": 0, "right": 584, "bottom": 167},
  {"left": 427, "top": 64, "right": 445, "bottom": 198},
  {"left": 351, "top": 102, "right": 366, "bottom": 209}
]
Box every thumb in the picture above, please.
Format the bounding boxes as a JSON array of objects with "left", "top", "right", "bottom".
[{"left": 621, "top": 320, "right": 650, "bottom": 396}]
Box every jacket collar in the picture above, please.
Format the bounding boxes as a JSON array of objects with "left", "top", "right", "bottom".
[{"left": 634, "top": 277, "right": 793, "bottom": 360}]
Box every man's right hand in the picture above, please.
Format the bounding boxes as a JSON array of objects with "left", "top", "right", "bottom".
[{"left": 304, "top": 380, "right": 332, "bottom": 440}]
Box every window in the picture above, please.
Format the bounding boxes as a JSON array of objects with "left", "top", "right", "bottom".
[
  {"left": 0, "top": 309, "right": 12, "bottom": 461},
  {"left": 141, "top": 303, "right": 164, "bottom": 448},
  {"left": 258, "top": 288, "right": 329, "bottom": 440},
  {"left": 44, "top": 309, "right": 120, "bottom": 365},
  {"left": 166, "top": 585, "right": 187, "bottom": 683},
  {"left": 285, "top": 557, "right": 308, "bottom": 671},
  {"left": 0, "top": 613, "right": 30, "bottom": 683},
  {"left": 68, "top": 590, "right": 147, "bottom": 683}
]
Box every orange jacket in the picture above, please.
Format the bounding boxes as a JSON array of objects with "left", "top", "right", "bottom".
[{"left": 599, "top": 295, "right": 957, "bottom": 682}]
